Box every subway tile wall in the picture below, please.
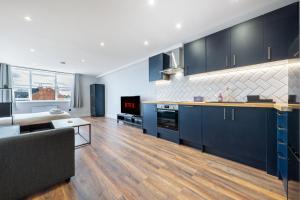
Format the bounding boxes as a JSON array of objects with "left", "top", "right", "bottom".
[
  {"left": 155, "top": 60, "right": 295, "bottom": 103},
  {"left": 289, "top": 61, "right": 300, "bottom": 102}
]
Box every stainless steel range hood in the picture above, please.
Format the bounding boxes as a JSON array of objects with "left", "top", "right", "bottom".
[{"left": 161, "top": 47, "right": 184, "bottom": 75}]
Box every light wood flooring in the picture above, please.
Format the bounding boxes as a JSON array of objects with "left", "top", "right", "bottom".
[{"left": 28, "top": 117, "right": 286, "bottom": 200}]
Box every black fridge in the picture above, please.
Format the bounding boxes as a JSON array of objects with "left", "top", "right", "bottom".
[{"left": 90, "top": 84, "right": 105, "bottom": 117}]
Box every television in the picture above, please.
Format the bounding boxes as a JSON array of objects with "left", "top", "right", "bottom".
[{"left": 121, "top": 96, "right": 141, "bottom": 116}]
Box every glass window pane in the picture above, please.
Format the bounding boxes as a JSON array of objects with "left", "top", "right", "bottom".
[
  {"left": 12, "top": 68, "right": 30, "bottom": 87},
  {"left": 13, "top": 88, "right": 30, "bottom": 101},
  {"left": 31, "top": 71, "right": 55, "bottom": 100},
  {"left": 57, "top": 73, "right": 74, "bottom": 88},
  {"left": 57, "top": 88, "right": 72, "bottom": 100},
  {"left": 32, "top": 71, "right": 55, "bottom": 88},
  {"left": 32, "top": 87, "right": 55, "bottom": 100}
]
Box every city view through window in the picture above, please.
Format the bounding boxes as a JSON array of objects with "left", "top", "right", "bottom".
[{"left": 12, "top": 67, "right": 74, "bottom": 101}]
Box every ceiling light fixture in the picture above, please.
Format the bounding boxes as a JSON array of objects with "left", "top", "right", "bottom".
[
  {"left": 144, "top": 40, "right": 149, "bottom": 46},
  {"left": 148, "top": 0, "right": 155, "bottom": 6},
  {"left": 29, "top": 48, "right": 35, "bottom": 52},
  {"left": 176, "top": 23, "right": 182, "bottom": 30},
  {"left": 100, "top": 42, "right": 105, "bottom": 47},
  {"left": 81, "top": 59, "right": 85, "bottom": 63},
  {"left": 24, "top": 16, "right": 32, "bottom": 22}
]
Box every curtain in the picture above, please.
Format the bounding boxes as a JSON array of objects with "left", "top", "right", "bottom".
[
  {"left": 0, "top": 63, "right": 12, "bottom": 103},
  {"left": 72, "top": 73, "right": 83, "bottom": 108}
]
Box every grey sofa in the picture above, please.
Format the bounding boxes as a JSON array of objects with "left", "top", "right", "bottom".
[{"left": 0, "top": 128, "right": 75, "bottom": 200}]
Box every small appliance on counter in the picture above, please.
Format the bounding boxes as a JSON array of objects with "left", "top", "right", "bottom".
[
  {"left": 247, "top": 95, "right": 274, "bottom": 103},
  {"left": 288, "top": 95, "right": 298, "bottom": 104},
  {"left": 193, "top": 96, "right": 204, "bottom": 102}
]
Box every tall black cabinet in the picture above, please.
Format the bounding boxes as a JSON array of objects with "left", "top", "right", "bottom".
[{"left": 90, "top": 84, "right": 105, "bottom": 117}]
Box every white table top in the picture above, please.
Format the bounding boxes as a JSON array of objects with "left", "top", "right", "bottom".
[
  {"left": 51, "top": 118, "right": 91, "bottom": 129},
  {"left": 0, "top": 125, "right": 20, "bottom": 139}
]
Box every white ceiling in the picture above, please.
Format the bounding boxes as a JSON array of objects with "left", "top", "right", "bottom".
[{"left": 0, "top": 0, "right": 296, "bottom": 76}]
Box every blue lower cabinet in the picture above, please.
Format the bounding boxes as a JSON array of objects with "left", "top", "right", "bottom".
[
  {"left": 179, "top": 105, "right": 202, "bottom": 149},
  {"left": 157, "top": 127, "right": 179, "bottom": 144},
  {"left": 142, "top": 104, "right": 157, "bottom": 137},
  {"left": 203, "top": 107, "right": 270, "bottom": 170}
]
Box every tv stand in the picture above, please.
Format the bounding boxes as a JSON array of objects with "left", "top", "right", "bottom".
[{"left": 117, "top": 113, "right": 142, "bottom": 128}]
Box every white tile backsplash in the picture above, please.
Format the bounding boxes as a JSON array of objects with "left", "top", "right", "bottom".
[{"left": 155, "top": 60, "right": 298, "bottom": 103}]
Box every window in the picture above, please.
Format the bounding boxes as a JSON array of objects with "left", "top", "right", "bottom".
[
  {"left": 12, "top": 67, "right": 74, "bottom": 101},
  {"left": 56, "top": 73, "right": 73, "bottom": 100},
  {"left": 12, "top": 68, "right": 30, "bottom": 101}
]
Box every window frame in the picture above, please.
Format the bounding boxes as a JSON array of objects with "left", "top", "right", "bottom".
[{"left": 12, "top": 67, "right": 74, "bottom": 102}]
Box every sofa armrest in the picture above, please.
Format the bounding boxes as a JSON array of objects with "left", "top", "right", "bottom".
[{"left": 0, "top": 127, "right": 75, "bottom": 199}]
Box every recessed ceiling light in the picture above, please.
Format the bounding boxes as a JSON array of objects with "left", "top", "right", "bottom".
[
  {"left": 148, "top": 0, "right": 155, "bottom": 6},
  {"left": 144, "top": 41, "right": 149, "bottom": 46},
  {"left": 24, "top": 16, "right": 32, "bottom": 22},
  {"left": 176, "top": 23, "right": 182, "bottom": 30},
  {"left": 100, "top": 42, "right": 105, "bottom": 47},
  {"left": 81, "top": 59, "right": 85, "bottom": 63},
  {"left": 29, "top": 48, "right": 35, "bottom": 52}
]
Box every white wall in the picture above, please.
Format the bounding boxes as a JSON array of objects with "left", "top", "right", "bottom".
[
  {"left": 13, "top": 74, "right": 97, "bottom": 117},
  {"left": 97, "top": 60, "right": 156, "bottom": 119}
]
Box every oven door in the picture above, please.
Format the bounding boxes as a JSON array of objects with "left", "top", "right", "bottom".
[{"left": 157, "top": 109, "right": 178, "bottom": 131}]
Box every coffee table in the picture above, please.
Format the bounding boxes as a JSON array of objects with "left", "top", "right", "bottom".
[
  {"left": 0, "top": 125, "right": 20, "bottom": 139},
  {"left": 51, "top": 118, "right": 91, "bottom": 148}
]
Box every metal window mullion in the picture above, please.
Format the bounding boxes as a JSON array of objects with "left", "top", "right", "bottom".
[
  {"left": 55, "top": 72, "right": 58, "bottom": 100},
  {"left": 29, "top": 69, "right": 32, "bottom": 101}
]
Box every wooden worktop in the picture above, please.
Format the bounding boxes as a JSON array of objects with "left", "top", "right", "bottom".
[{"left": 142, "top": 101, "right": 300, "bottom": 112}]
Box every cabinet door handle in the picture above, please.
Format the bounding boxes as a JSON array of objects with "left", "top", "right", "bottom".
[
  {"left": 277, "top": 127, "right": 287, "bottom": 131},
  {"left": 223, "top": 108, "right": 226, "bottom": 120},
  {"left": 225, "top": 56, "right": 228, "bottom": 67},
  {"left": 184, "top": 106, "right": 194, "bottom": 108},
  {"left": 232, "top": 109, "right": 235, "bottom": 121},
  {"left": 278, "top": 155, "right": 287, "bottom": 160},
  {"left": 267, "top": 47, "right": 271, "bottom": 60},
  {"left": 233, "top": 54, "right": 236, "bottom": 66}
]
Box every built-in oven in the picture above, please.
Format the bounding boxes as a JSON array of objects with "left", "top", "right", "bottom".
[{"left": 157, "top": 104, "right": 178, "bottom": 131}]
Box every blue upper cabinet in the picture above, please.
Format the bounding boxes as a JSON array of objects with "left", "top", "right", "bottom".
[
  {"left": 184, "top": 38, "right": 206, "bottom": 76},
  {"left": 179, "top": 105, "right": 202, "bottom": 148},
  {"left": 206, "top": 29, "right": 231, "bottom": 72},
  {"left": 263, "top": 2, "right": 299, "bottom": 62},
  {"left": 182, "top": 2, "right": 299, "bottom": 76},
  {"left": 149, "top": 53, "right": 170, "bottom": 82},
  {"left": 230, "top": 17, "right": 264, "bottom": 67}
]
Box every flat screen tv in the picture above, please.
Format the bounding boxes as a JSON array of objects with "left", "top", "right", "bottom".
[{"left": 121, "top": 96, "right": 141, "bottom": 116}]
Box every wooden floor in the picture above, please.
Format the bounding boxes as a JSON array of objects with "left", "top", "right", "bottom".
[{"left": 28, "top": 117, "right": 286, "bottom": 200}]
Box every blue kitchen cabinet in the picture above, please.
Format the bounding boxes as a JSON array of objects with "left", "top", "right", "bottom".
[
  {"left": 230, "top": 17, "right": 264, "bottom": 67},
  {"left": 184, "top": 38, "right": 206, "bottom": 75},
  {"left": 263, "top": 2, "right": 299, "bottom": 62},
  {"left": 142, "top": 104, "right": 157, "bottom": 137},
  {"left": 149, "top": 53, "right": 170, "bottom": 82},
  {"left": 231, "top": 107, "right": 268, "bottom": 169},
  {"left": 206, "top": 29, "right": 231, "bottom": 72},
  {"left": 202, "top": 106, "right": 232, "bottom": 153},
  {"left": 277, "top": 110, "right": 300, "bottom": 198},
  {"left": 179, "top": 105, "right": 202, "bottom": 148},
  {"left": 203, "top": 106, "right": 270, "bottom": 170}
]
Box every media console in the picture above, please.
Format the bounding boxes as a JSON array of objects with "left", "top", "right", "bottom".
[{"left": 117, "top": 113, "right": 142, "bottom": 128}]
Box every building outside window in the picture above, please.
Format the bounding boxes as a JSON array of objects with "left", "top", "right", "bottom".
[{"left": 11, "top": 67, "right": 74, "bottom": 101}]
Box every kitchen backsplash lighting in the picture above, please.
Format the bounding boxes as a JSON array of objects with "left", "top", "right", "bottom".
[{"left": 155, "top": 60, "right": 300, "bottom": 103}]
